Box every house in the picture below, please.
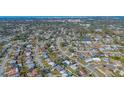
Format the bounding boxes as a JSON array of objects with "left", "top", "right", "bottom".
[
  {"left": 45, "top": 58, "right": 51, "bottom": 63},
  {"left": 32, "top": 69, "right": 38, "bottom": 76},
  {"left": 102, "top": 58, "right": 110, "bottom": 63},
  {"left": 62, "top": 60, "right": 70, "bottom": 65},
  {"left": 92, "top": 58, "right": 101, "bottom": 62},
  {"left": 60, "top": 70, "right": 68, "bottom": 77},
  {"left": 50, "top": 45, "right": 56, "bottom": 51},
  {"left": 18, "top": 63, "right": 22, "bottom": 67},
  {"left": 79, "top": 70, "right": 86, "bottom": 76},
  {"left": 105, "top": 64, "right": 115, "bottom": 70},
  {"left": 79, "top": 54, "right": 85, "bottom": 59},
  {"left": 48, "top": 62, "right": 56, "bottom": 67},
  {"left": 27, "top": 72, "right": 32, "bottom": 77},
  {"left": 61, "top": 73, "right": 68, "bottom": 77},
  {"left": 10, "top": 60, "right": 16, "bottom": 64},
  {"left": 99, "top": 47, "right": 105, "bottom": 51},
  {"left": 70, "top": 64, "right": 77, "bottom": 70},
  {"left": 6, "top": 67, "right": 19, "bottom": 76},
  {"left": 25, "top": 51, "right": 31, "bottom": 57},
  {"left": 27, "top": 63, "right": 35, "bottom": 70},
  {"left": 13, "top": 73, "right": 20, "bottom": 77},
  {"left": 43, "top": 52, "right": 49, "bottom": 59},
  {"left": 120, "top": 71, "right": 124, "bottom": 76},
  {"left": 94, "top": 37, "right": 100, "bottom": 41},
  {"left": 95, "top": 28, "right": 102, "bottom": 32},
  {"left": 85, "top": 58, "right": 93, "bottom": 63},
  {"left": 82, "top": 38, "right": 92, "bottom": 44},
  {"left": 47, "top": 73, "right": 52, "bottom": 77},
  {"left": 55, "top": 65, "right": 63, "bottom": 71},
  {"left": 26, "top": 45, "right": 32, "bottom": 48},
  {"left": 26, "top": 59, "right": 33, "bottom": 64}
]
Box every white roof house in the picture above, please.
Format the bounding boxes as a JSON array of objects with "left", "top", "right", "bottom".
[
  {"left": 62, "top": 60, "right": 70, "bottom": 65},
  {"left": 48, "top": 62, "right": 55, "bottom": 67},
  {"left": 85, "top": 58, "right": 92, "bottom": 63},
  {"left": 92, "top": 58, "right": 101, "bottom": 62},
  {"left": 70, "top": 64, "right": 77, "bottom": 70}
]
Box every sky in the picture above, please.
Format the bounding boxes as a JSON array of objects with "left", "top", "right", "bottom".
[{"left": 0, "top": 16, "right": 124, "bottom": 20}]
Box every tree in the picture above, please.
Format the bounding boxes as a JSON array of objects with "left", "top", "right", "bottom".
[
  {"left": 20, "top": 66, "right": 28, "bottom": 77},
  {"left": 120, "top": 57, "right": 124, "bottom": 63},
  {"left": 60, "top": 42, "right": 66, "bottom": 47},
  {"left": 68, "top": 48, "right": 75, "bottom": 53}
]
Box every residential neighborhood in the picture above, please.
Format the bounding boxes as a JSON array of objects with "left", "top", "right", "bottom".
[{"left": 0, "top": 16, "right": 124, "bottom": 77}]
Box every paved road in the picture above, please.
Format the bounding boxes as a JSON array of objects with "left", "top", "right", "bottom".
[
  {"left": 56, "top": 37, "right": 99, "bottom": 77},
  {"left": 65, "top": 67, "right": 78, "bottom": 76},
  {"left": 77, "top": 62, "right": 99, "bottom": 77},
  {"left": 0, "top": 49, "right": 12, "bottom": 76},
  {"left": 34, "top": 37, "right": 44, "bottom": 68}
]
